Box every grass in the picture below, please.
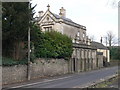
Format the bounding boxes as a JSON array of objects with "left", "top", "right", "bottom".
[
  {"left": 94, "top": 81, "right": 112, "bottom": 88},
  {"left": 91, "top": 76, "right": 118, "bottom": 88}
]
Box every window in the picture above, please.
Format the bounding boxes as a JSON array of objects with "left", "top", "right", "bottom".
[
  {"left": 77, "top": 31, "right": 80, "bottom": 36},
  {"left": 47, "top": 17, "right": 49, "bottom": 21},
  {"left": 44, "top": 27, "right": 52, "bottom": 32},
  {"left": 83, "top": 32, "right": 86, "bottom": 38},
  {"left": 83, "top": 33, "right": 85, "bottom": 38},
  {"left": 72, "top": 39, "right": 75, "bottom": 43}
]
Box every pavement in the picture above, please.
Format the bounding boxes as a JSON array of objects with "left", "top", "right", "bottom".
[{"left": 2, "top": 66, "right": 118, "bottom": 89}]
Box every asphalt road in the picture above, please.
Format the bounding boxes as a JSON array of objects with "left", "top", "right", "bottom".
[{"left": 6, "top": 66, "right": 118, "bottom": 89}]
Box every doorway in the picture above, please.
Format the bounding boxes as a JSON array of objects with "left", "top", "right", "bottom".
[{"left": 73, "top": 58, "right": 76, "bottom": 72}]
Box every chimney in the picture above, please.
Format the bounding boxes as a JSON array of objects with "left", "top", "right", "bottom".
[
  {"left": 59, "top": 7, "right": 66, "bottom": 17},
  {"left": 38, "top": 11, "right": 44, "bottom": 17},
  {"left": 100, "top": 37, "right": 102, "bottom": 44}
]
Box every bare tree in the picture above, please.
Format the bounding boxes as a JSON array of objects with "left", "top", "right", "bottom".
[
  {"left": 106, "top": 31, "right": 116, "bottom": 46},
  {"left": 107, "top": 0, "right": 120, "bottom": 7}
]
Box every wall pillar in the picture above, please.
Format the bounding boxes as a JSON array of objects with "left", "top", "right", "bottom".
[
  {"left": 77, "top": 49, "right": 81, "bottom": 73},
  {"left": 91, "top": 50, "right": 93, "bottom": 70},
  {"left": 87, "top": 49, "right": 89, "bottom": 71},
  {"left": 84, "top": 50, "right": 86, "bottom": 71},
  {"left": 81, "top": 49, "right": 84, "bottom": 71},
  {"left": 80, "top": 49, "right": 82, "bottom": 72},
  {"left": 68, "top": 58, "right": 72, "bottom": 73},
  {"left": 89, "top": 50, "right": 91, "bottom": 70},
  {"left": 94, "top": 50, "right": 97, "bottom": 69},
  {"left": 88, "top": 50, "right": 90, "bottom": 70}
]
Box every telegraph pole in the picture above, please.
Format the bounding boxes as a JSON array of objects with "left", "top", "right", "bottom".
[
  {"left": 27, "top": 26, "right": 31, "bottom": 80},
  {"left": 27, "top": 1, "right": 31, "bottom": 80}
]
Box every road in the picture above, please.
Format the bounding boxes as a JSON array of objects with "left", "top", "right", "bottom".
[{"left": 4, "top": 66, "right": 118, "bottom": 89}]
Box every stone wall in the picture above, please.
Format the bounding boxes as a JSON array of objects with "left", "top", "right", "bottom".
[
  {"left": 97, "top": 55, "right": 103, "bottom": 68},
  {"left": 2, "top": 58, "right": 68, "bottom": 85},
  {"left": 2, "top": 65, "right": 27, "bottom": 85},
  {"left": 2, "top": 56, "right": 104, "bottom": 85},
  {"left": 70, "top": 45, "right": 104, "bottom": 73}
]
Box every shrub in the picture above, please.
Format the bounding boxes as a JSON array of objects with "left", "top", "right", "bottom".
[
  {"left": 34, "top": 31, "right": 73, "bottom": 60},
  {"left": 109, "top": 46, "right": 120, "bottom": 60},
  {"left": 2, "top": 57, "right": 28, "bottom": 66}
]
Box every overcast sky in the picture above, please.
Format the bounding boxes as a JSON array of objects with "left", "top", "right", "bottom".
[{"left": 31, "top": 0, "right": 118, "bottom": 44}]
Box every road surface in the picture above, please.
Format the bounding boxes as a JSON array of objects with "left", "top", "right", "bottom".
[{"left": 4, "top": 66, "right": 118, "bottom": 89}]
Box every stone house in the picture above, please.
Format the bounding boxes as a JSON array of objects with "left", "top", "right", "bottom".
[
  {"left": 91, "top": 42, "right": 110, "bottom": 62},
  {"left": 35, "top": 4, "right": 108, "bottom": 72},
  {"left": 91, "top": 41, "right": 110, "bottom": 67}
]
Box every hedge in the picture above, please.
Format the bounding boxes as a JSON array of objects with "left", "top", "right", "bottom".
[
  {"left": 34, "top": 31, "right": 73, "bottom": 60},
  {"left": 2, "top": 57, "right": 28, "bottom": 66}
]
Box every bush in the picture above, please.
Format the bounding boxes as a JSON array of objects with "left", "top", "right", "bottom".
[
  {"left": 34, "top": 31, "right": 73, "bottom": 60},
  {"left": 2, "top": 57, "right": 28, "bottom": 66},
  {"left": 109, "top": 47, "right": 120, "bottom": 60}
]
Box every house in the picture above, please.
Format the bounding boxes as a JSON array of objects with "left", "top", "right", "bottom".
[
  {"left": 91, "top": 41, "right": 110, "bottom": 62},
  {"left": 35, "top": 4, "right": 88, "bottom": 44},
  {"left": 35, "top": 4, "right": 108, "bottom": 72}
]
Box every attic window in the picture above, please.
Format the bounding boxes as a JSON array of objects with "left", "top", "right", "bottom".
[{"left": 47, "top": 17, "right": 49, "bottom": 21}]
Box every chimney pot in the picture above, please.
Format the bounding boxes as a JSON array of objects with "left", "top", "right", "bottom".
[{"left": 59, "top": 7, "right": 66, "bottom": 17}]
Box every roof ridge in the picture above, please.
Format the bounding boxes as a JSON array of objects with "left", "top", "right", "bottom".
[{"left": 51, "top": 12, "right": 86, "bottom": 29}]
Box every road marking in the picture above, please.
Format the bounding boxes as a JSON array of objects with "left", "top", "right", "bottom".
[{"left": 9, "top": 76, "right": 73, "bottom": 88}]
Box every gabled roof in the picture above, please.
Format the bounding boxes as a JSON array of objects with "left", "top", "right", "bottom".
[
  {"left": 52, "top": 13, "right": 72, "bottom": 22},
  {"left": 51, "top": 12, "right": 86, "bottom": 30},
  {"left": 35, "top": 9, "right": 86, "bottom": 30},
  {"left": 91, "top": 41, "right": 108, "bottom": 50}
]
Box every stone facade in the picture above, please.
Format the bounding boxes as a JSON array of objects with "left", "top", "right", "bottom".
[
  {"left": 2, "top": 59, "right": 68, "bottom": 85},
  {"left": 2, "top": 65, "right": 27, "bottom": 84},
  {"left": 91, "top": 41, "right": 110, "bottom": 62},
  {"left": 2, "top": 5, "right": 110, "bottom": 85},
  {"left": 97, "top": 52, "right": 103, "bottom": 68},
  {"left": 97, "top": 49, "right": 110, "bottom": 62},
  {"left": 36, "top": 5, "right": 87, "bottom": 43},
  {"left": 35, "top": 5, "right": 106, "bottom": 72}
]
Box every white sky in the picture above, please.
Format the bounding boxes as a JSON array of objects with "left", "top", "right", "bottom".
[{"left": 31, "top": 0, "right": 118, "bottom": 44}]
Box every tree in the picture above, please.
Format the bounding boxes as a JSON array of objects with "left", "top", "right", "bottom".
[
  {"left": 34, "top": 30, "right": 73, "bottom": 60},
  {"left": 109, "top": 46, "right": 120, "bottom": 60},
  {"left": 106, "top": 31, "right": 116, "bottom": 46},
  {"left": 2, "top": 2, "right": 36, "bottom": 59},
  {"left": 107, "top": 0, "right": 119, "bottom": 7}
]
